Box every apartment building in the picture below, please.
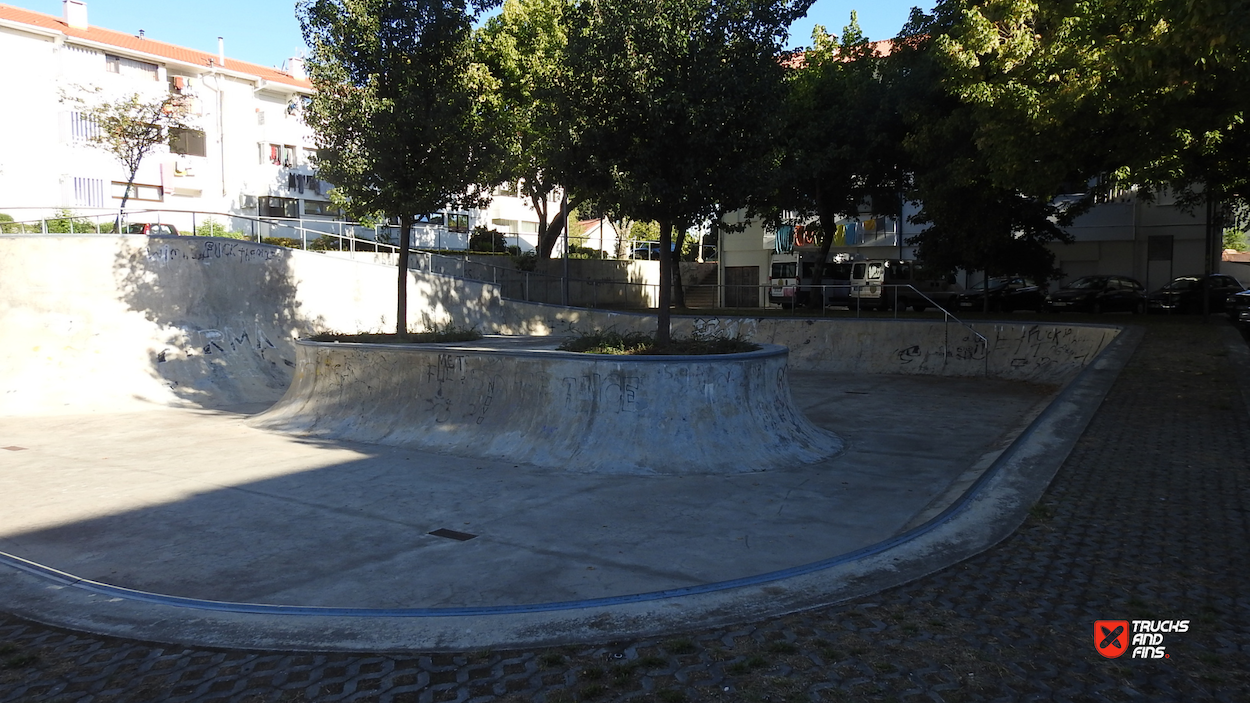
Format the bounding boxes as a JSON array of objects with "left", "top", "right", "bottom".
[
  {"left": 0, "top": 1, "right": 332, "bottom": 229},
  {"left": 0, "top": 1, "right": 587, "bottom": 253}
]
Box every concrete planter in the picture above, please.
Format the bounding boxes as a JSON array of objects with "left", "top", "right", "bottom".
[{"left": 251, "top": 338, "right": 842, "bottom": 474}]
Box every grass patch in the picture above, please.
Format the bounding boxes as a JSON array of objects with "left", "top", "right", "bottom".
[
  {"left": 3, "top": 653, "right": 38, "bottom": 669},
  {"left": 558, "top": 330, "right": 759, "bottom": 355},
  {"left": 538, "top": 653, "right": 564, "bottom": 668},
  {"left": 310, "top": 324, "right": 482, "bottom": 344}
]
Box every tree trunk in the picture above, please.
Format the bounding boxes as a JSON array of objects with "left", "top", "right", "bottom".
[
  {"left": 116, "top": 169, "right": 139, "bottom": 232},
  {"left": 657, "top": 219, "right": 673, "bottom": 347},
  {"left": 397, "top": 213, "right": 413, "bottom": 339},
  {"left": 536, "top": 195, "right": 575, "bottom": 259},
  {"left": 811, "top": 191, "right": 838, "bottom": 310},
  {"left": 671, "top": 228, "right": 688, "bottom": 308}
]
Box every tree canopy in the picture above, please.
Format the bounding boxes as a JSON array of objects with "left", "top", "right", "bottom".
[
  {"left": 300, "top": 0, "right": 504, "bottom": 335},
  {"left": 62, "top": 87, "right": 191, "bottom": 223},
  {"left": 476, "top": 0, "right": 573, "bottom": 259},
  {"left": 928, "top": 0, "right": 1249, "bottom": 209},
  {"left": 752, "top": 16, "right": 910, "bottom": 304},
  {"left": 561, "top": 0, "right": 810, "bottom": 342}
]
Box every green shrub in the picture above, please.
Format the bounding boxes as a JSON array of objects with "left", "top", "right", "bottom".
[
  {"left": 195, "top": 219, "right": 248, "bottom": 239},
  {"left": 469, "top": 226, "right": 508, "bottom": 252},
  {"left": 558, "top": 330, "right": 759, "bottom": 355},
  {"left": 309, "top": 323, "right": 482, "bottom": 344},
  {"left": 44, "top": 208, "right": 97, "bottom": 233},
  {"left": 261, "top": 237, "right": 304, "bottom": 249},
  {"left": 0, "top": 213, "right": 24, "bottom": 233}
]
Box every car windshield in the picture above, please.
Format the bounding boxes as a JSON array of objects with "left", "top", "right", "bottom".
[
  {"left": 1066, "top": 277, "right": 1106, "bottom": 290},
  {"left": 1163, "top": 277, "right": 1201, "bottom": 291}
]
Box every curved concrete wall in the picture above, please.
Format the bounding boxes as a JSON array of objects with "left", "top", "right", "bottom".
[
  {"left": 484, "top": 304, "right": 1121, "bottom": 385},
  {"left": 1, "top": 235, "right": 1119, "bottom": 416},
  {"left": 0, "top": 236, "right": 501, "bottom": 414},
  {"left": 251, "top": 341, "right": 843, "bottom": 475}
]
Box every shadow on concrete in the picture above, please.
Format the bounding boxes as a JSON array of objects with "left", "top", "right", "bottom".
[{"left": 110, "top": 235, "right": 318, "bottom": 408}]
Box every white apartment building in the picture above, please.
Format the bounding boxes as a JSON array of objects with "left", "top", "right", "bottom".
[
  {"left": 0, "top": 1, "right": 329, "bottom": 232},
  {"left": 0, "top": 0, "right": 588, "bottom": 254}
]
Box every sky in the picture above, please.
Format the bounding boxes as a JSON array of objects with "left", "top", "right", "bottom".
[{"left": 8, "top": 0, "right": 928, "bottom": 71}]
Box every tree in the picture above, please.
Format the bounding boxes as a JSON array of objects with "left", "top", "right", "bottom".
[
  {"left": 753, "top": 16, "right": 910, "bottom": 308},
  {"left": 891, "top": 7, "right": 1082, "bottom": 290},
  {"left": 300, "top": 0, "right": 504, "bottom": 337},
  {"left": 562, "top": 0, "right": 809, "bottom": 344},
  {"left": 926, "top": 0, "right": 1250, "bottom": 273},
  {"left": 477, "top": 0, "right": 576, "bottom": 259},
  {"left": 62, "top": 88, "right": 191, "bottom": 226}
]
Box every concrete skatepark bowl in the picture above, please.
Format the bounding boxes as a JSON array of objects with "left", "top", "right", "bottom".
[{"left": 0, "top": 235, "right": 1137, "bottom": 651}]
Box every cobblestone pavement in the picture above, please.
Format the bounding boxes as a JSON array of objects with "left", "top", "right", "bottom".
[{"left": 2, "top": 318, "right": 1248, "bottom": 702}]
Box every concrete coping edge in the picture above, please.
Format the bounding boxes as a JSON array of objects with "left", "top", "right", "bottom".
[{"left": 294, "top": 337, "right": 785, "bottom": 363}]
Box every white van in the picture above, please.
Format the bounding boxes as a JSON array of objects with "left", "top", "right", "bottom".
[{"left": 849, "top": 259, "right": 960, "bottom": 311}]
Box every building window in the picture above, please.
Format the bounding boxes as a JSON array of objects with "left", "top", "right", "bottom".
[
  {"left": 105, "top": 54, "right": 159, "bottom": 81},
  {"left": 494, "top": 181, "right": 519, "bottom": 197},
  {"left": 416, "top": 213, "right": 444, "bottom": 225},
  {"left": 491, "top": 218, "right": 518, "bottom": 232},
  {"left": 447, "top": 213, "right": 469, "bottom": 233},
  {"left": 520, "top": 221, "right": 539, "bottom": 235},
  {"left": 303, "top": 200, "right": 340, "bottom": 216},
  {"left": 264, "top": 143, "right": 297, "bottom": 166},
  {"left": 169, "top": 128, "right": 207, "bottom": 157},
  {"left": 259, "top": 196, "right": 298, "bottom": 218},
  {"left": 74, "top": 177, "right": 106, "bottom": 208},
  {"left": 112, "top": 181, "right": 163, "bottom": 202}
]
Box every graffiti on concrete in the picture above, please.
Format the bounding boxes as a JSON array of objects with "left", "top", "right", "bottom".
[{"left": 146, "top": 240, "right": 282, "bottom": 265}]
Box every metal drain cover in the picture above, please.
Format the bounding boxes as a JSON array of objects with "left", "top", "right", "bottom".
[{"left": 428, "top": 528, "right": 477, "bottom": 541}]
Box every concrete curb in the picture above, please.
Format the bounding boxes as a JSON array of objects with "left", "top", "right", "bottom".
[{"left": 0, "top": 326, "right": 1141, "bottom": 652}]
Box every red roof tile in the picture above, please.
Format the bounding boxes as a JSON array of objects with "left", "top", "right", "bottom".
[{"left": 0, "top": 3, "right": 311, "bottom": 90}]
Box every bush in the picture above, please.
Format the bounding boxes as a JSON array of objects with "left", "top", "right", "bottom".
[
  {"left": 261, "top": 237, "right": 305, "bottom": 249},
  {"left": 0, "top": 213, "right": 25, "bottom": 233},
  {"left": 195, "top": 219, "right": 248, "bottom": 239},
  {"left": 309, "top": 323, "right": 482, "bottom": 344},
  {"left": 469, "top": 226, "right": 509, "bottom": 253},
  {"left": 558, "top": 330, "right": 759, "bottom": 355},
  {"left": 44, "top": 208, "right": 98, "bottom": 233}
]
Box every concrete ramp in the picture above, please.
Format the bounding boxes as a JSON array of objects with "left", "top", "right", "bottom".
[
  {"left": 0, "top": 235, "right": 502, "bottom": 415},
  {"left": 252, "top": 339, "right": 844, "bottom": 475}
]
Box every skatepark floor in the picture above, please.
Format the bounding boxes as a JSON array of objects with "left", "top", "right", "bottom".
[{"left": 0, "top": 372, "right": 1052, "bottom": 610}]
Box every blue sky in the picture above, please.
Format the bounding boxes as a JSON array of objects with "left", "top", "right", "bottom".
[{"left": 10, "top": 0, "right": 928, "bottom": 70}]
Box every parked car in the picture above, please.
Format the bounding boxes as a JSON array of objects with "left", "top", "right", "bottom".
[
  {"left": 125, "top": 222, "right": 179, "bottom": 236},
  {"left": 1226, "top": 289, "right": 1250, "bottom": 325},
  {"left": 1146, "top": 274, "right": 1245, "bottom": 314},
  {"left": 956, "top": 277, "right": 1044, "bottom": 312},
  {"left": 1044, "top": 275, "right": 1146, "bottom": 313}
]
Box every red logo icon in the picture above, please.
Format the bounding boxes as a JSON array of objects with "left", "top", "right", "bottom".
[{"left": 1095, "top": 620, "right": 1129, "bottom": 658}]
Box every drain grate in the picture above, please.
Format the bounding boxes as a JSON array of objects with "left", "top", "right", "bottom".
[
  {"left": 2, "top": 446, "right": 27, "bottom": 451},
  {"left": 428, "top": 528, "right": 477, "bottom": 541}
]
